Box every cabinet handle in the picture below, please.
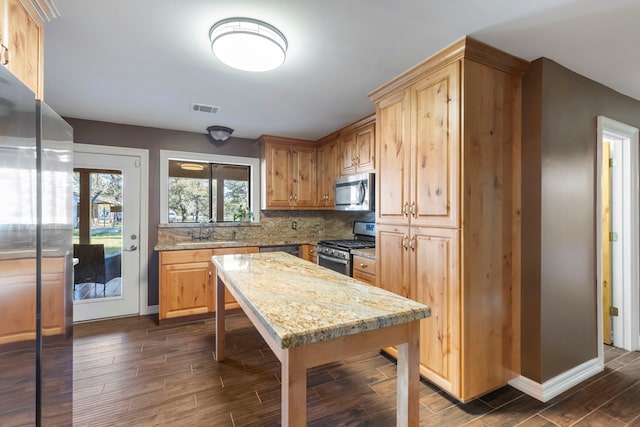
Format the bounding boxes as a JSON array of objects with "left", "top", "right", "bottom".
[
  {"left": 403, "top": 202, "right": 409, "bottom": 217},
  {"left": 409, "top": 236, "right": 415, "bottom": 251},
  {"left": 209, "top": 271, "right": 212, "bottom": 277},
  {"left": 359, "top": 263, "right": 368, "bottom": 268},
  {"left": 289, "top": 194, "right": 293, "bottom": 201},
  {"left": 410, "top": 201, "right": 416, "bottom": 217},
  {"left": 0, "top": 40, "right": 9, "bottom": 66},
  {"left": 294, "top": 194, "right": 298, "bottom": 201},
  {"left": 402, "top": 235, "right": 408, "bottom": 250}
]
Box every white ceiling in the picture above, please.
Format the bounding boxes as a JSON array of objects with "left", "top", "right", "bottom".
[{"left": 44, "top": 0, "right": 640, "bottom": 141}]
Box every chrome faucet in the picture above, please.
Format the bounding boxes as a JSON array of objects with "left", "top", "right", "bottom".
[{"left": 190, "top": 223, "right": 212, "bottom": 241}]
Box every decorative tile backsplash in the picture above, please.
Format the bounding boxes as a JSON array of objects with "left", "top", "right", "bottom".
[{"left": 157, "top": 210, "right": 375, "bottom": 246}]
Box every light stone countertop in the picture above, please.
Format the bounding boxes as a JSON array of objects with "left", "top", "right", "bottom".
[
  {"left": 212, "top": 251, "right": 430, "bottom": 349},
  {"left": 351, "top": 248, "right": 375, "bottom": 260}
]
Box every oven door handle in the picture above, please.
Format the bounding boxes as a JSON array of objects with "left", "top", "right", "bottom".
[{"left": 318, "top": 254, "right": 349, "bottom": 265}]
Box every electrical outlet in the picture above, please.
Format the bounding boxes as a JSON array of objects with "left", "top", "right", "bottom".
[{"left": 291, "top": 221, "right": 297, "bottom": 230}]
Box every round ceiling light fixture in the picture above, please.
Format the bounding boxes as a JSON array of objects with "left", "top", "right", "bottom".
[{"left": 209, "top": 17, "right": 288, "bottom": 72}]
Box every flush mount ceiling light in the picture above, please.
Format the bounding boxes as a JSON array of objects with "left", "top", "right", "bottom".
[
  {"left": 209, "top": 17, "right": 288, "bottom": 72},
  {"left": 180, "top": 162, "right": 205, "bottom": 171},
  {"left": 207, "top": 125, "right": 234, "bottom": 142}
]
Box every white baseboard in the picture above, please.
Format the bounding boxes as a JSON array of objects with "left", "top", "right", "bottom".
[{"left": 508, "top": 357, "right": 603, "bottom": 402}]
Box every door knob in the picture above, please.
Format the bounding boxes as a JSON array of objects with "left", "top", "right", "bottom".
[{"left": 124, "top": 244, "right": 138, "bottom": 252}]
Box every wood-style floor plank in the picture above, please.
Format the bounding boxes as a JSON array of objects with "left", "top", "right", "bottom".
[{"left": 72, "top": 314, "right": 640, "bottom": 426}]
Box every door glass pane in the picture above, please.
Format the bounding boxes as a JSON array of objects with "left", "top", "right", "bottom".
[{"left": 73, "top": 169, "right": 122, "bottom": 301}]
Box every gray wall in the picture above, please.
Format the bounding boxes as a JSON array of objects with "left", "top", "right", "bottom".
[
  {"left": 66, "top": 118, "right": 260, "bottom": 305},
  {"left": 521, "top": 58, "right": 640, "bottom": 382}
]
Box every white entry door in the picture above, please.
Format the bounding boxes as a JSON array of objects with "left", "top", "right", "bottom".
[{"left": 73, "top": 145, "right": 147, "bottom": 322}]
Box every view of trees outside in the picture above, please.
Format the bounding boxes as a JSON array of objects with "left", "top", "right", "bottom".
[
  {"left": 73, "top": 170, "right": 123, "bottom": 257},
  {"left": 168, "top": 161, "right": 250, "bottom": 223},
  {"left": 168, "top": 177, "right": 210, "bottom": 222},
  {"left": 223, "top": 180, "right": 249, "bottom": 221}
]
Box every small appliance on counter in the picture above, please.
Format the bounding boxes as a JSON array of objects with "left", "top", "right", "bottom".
[{"left": 317, "top": 221, "right": 375, "bottom": 276}]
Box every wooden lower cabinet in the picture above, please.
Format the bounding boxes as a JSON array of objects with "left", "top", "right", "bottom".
[
  {"left": 376, "top": 224, "right": 463, "bottom": 398},
  {"left": 301, "top": 244, "right": 317, "bottom": 264},
  {"left": 159, "top": 250, "right": 214, "bottom": 320},
  {"left": 0, "top": 256, "right": 66, "bottom": 345},
  {"left": 352, "top": 255, "right": 376, "bottom": 286},
  {"left": 159, "top": 247, "right": 259, "bottom": 321}
]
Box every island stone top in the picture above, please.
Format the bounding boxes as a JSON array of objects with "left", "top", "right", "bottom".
[{"left": 212, "top": 251, "right": 430, "bottom": 349}]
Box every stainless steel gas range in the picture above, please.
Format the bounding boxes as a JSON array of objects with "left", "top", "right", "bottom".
[{"left": 317, "top": 222, "right": 375, "bottom": 276}]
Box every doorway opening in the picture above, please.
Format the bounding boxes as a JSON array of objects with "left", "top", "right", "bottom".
[
  {"left": 73, "top": 168, "right": 123, "bottom": 301},
  {"left": 596, "top": 116, "right": 640, "bottom": 357}
]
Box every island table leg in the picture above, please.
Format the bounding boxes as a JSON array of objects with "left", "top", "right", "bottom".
[
  {"left": 281, "top": 346, "right": 306, "bottom": 426},
  {"left": 397, "top": 320, "right": 420, "bottom": 426},
  {"left": 215, "top": 274, "right": 226, "bottom": 361}
]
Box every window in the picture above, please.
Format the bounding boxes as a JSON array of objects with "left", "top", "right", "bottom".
[{"left": 160, "top": 150, "right": 260, "bottom": 224}]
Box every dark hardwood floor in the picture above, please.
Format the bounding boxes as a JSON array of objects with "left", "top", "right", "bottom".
[{"left": 72, "top": 313, "right": 640, "bottom": 426}]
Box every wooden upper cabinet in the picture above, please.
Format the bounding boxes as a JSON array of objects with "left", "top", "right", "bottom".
[
  {"left": 411, "top": 63, "right": 460, "bottom": 228},
  {"left": 316, "top": 134, "right": 338, "bottom": 208},
  {"left": 375, "top": 63, "right": 459, "bottom": 228},
  {"left": 260, "top": 135, "right": 317, "bottom": 210},
  {"left": 340, "top": 131, "right": 357, "bottom": 175},
  {"left": 355, "top": 123, "right": 375, "bottom": 172},
  {"left": 339, "top": 116, "right": 375, "bottom": 176},
  {"left": 375, "top": 89, "right": 411, "bottom": 225},
  {"left": 1, "top": 0, "right": 46, "bottom": 98}
]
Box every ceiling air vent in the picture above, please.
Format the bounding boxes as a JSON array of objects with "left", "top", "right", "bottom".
[{"left": 191, "top": 103, "right": 220, "bottom": 114}]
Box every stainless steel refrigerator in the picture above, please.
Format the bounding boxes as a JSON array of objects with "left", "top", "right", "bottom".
[{"left": 0, "top": 65, "right": 73, "bottom": 426}]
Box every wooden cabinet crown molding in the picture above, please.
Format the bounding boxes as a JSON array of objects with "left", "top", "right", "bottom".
[
  {"left": 258, "top": 134, "right": 316, "bottom": 147},
  {"left": 28, "top": 0, "right": 61, "bottom": 22},
  {"left": 368, "top": 36, "right": 529, "bottom": 103}
]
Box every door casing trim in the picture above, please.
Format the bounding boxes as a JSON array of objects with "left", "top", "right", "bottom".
[
  {"left": 73, "top": 143, "right": 151, "bottom": 316},
  {"left": 596, "top": 116, "right": 640, "bottom": 353}
]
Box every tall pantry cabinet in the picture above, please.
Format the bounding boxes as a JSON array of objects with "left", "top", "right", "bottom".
[{"left": 370, "top": 37, "right": 528, "bottom": 401}]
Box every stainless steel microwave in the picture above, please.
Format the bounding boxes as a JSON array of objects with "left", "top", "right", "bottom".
[{"left": 334, "top": 173, "right": 375, "bottom": 211}]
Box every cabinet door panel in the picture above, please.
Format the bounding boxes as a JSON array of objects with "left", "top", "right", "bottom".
[
  {"left": 160, "top": 261, "right": 212, "bottom": 319},
  {"left": 411, "top": 63, "right": 459, "bottom": 228},
  {"left": 316, "top": 141, "right": 337, "bottom": 207},
  {"left": 356, "top": 124, "right": 375, "bottom": 172},
  {"left": 292, "top": 146, "right": 317, "bottom": 207},
  {"left": 376, "top": 89, "right": 411, "bottom": 225},
  {"left": 375, "top": 224, "right": 411, "bottom": 298},
  {"left": 265, "top": 143, "right": 293, "bottom": 208},
  {"left": 412, "top": 227, "right": 460, "bottom": 395},
  {"left": 6, "top": 0, "right": 43, "bottom": 97},
  {"left": 340, "top": 132, "right": 356, "bottom": 176}
]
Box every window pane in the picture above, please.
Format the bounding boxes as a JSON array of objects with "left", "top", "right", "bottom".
[
  {"left": 167, "top": 160, "right": 250, "bottom": 223},
  {"left": 168, "top": 161, "right": 210, "bottom": 223},
  {"left": 224, "top": 180, "right": 249, "bottom": 221}
]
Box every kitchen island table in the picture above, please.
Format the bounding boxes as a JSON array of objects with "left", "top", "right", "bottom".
[{"left": 212, "top": 251, "right": 430, "bottom": 426}]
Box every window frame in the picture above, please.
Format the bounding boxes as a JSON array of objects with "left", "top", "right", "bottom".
[{"left": 160, "top": 150, "right": 260, "bottom": 224}]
